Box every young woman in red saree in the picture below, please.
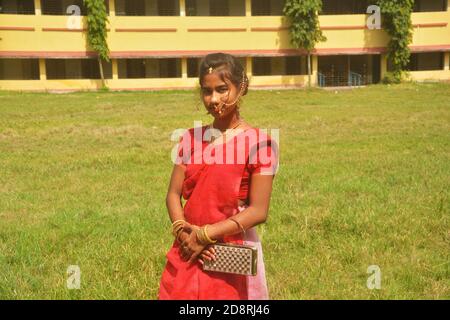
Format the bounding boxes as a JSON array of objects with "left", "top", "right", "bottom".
[{"left": 158, "top": 53, "right": 278, "bottom": 300}]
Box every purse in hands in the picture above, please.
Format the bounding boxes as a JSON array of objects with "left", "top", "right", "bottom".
[{"left": 203, "top": 242, "right": 258, "bottom": 276}]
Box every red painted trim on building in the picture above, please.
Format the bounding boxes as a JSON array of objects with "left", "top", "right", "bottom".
[
  {"left": 41, "top": 28, "right": 111, "bottom": 32},
  {"left": 109, "top": 49, "right": 308, "bottom": 58},
  {"left": 0, "top": 51, "right": 97, "bottom": 58},
  {"left": 315, "top": 47, "right": 387, "bottom": 55},
  {"left": 1, "top": 45, "right": 449, "bottom": 59},
  {"left": 42, "top": 28, "right": 87, "bottom": 32},
  {"left": 115, "top": 28, "right": 177, "bottom": 32},
  {"left": 187, "top": 28, "right": 247, "bottom": 32},
  {"left": 413, "top": 22, "right": 447, "bottom": 28},
  {"left": 321, "top": 25, "right": 367, "bottom": 30},
  {"left": 110, "top": 48, "right": 387, "bottom": 57},
  {"left": 251, "top": 27, "right": 289, "bottom": 32},
  {"left": 0, "top": 26, "right": 35, "bottom": 31},
  {"left": 251, "top": 23, "right": 447, "bottom": 32},
  {"left": 409, "top": 44, "right": 450, "bottom": 52}
]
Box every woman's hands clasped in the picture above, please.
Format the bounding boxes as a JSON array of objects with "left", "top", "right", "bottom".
[{"left": 177, "top": 222, "right": 216, "bottom": 264}]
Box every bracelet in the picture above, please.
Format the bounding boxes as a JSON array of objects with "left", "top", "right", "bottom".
[
  {"left": 176, "top": 228, "right": 184, "bottom": 243},
  {"left": 195, "top": 228, "right": 207, "bottom": 245},
  {"left": 204, "top": 225, "right": 217, "bottom": 244},
  {"left": 229, "top": 217, "right": 246, "bottom": 236},
  {"left": 171, "top": 220, "right": 185, "bottom": 237},
  {"left": 172, "top": 219, "right": 185, "bottom": 226},
  {"left": 196, "top": 225, "right": 217, "bottom": 245}
]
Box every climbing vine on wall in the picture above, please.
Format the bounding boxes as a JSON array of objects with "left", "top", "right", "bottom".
[
  {"left": 84, "top": 0, "right": 110, "bottom": 88},
  {"left": 377, "top": 0, "right": 414, "bottom": 83},
  {"left": 284, "top": 0, "right": 326, "bottom": 86}
]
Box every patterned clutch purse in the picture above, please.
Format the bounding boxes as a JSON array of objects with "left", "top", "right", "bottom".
[{"left": 203, "top": 243, "right": 258, "bottom": 276}]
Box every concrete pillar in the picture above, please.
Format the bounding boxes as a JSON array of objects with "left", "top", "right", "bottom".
[
  {"left": 311, "top": 55, "right": 318, "bottom": 86},
  {"left": 444, "top": 52, "right": 450, "bottom": 71},
  {"left": 181, "top": 57, "right": 188, "bottom": 78},
  {"left": 39, "top": 59, "right": 47, "bottom": 80},
  {"left": 380, "top": 53, "right": 388, "bottom": 79},
  {"left": 246, "top": 56, "right": 252, "bottom": 77},
  {"left": 180, "top": 0, "right": 186, "bottom": 16},
  {"left": 245, "top": 0, "right": 251, "bottom": 16},
  {"left": 34, "top": 0, "right": 41, "bottom": 15},
  {"left": 112, "top": 59, "right": 118, "bottom": 80},
  {"left": 109, "top": 0, "right": 115, "bottom": 17},
  {"left": 367, "top": 55, "right": 373, "bottom": 84}
]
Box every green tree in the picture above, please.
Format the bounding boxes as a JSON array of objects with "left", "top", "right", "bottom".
[
  {"left": 284, "top": 0, "right": 326, "bottom": 87},
  {"left": 377, "top": 0, "right": 414, "bottom": 83},
  {"left": 84, "top": 0, "right": 109, "bottom": 89}
]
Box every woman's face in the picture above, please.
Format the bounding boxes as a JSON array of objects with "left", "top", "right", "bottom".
[{"left": 201, "top": 72, "right": 239, "bottom": 119}]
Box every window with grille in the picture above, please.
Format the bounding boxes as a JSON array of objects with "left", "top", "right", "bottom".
[
  {"left": 45, "top": 59, "right": 112, "bottom": 79},
  {"left": 406, "top": 52, "right": 444, "bottom": 71},
  {"left": 0, "top": 59, "right": 39, "bottom": 80},
  {"left": 253, "top": 57, "right": 304, "bottom": 76},
  {"left": 116, "top": 0, "right": 179, "bottom": 16},
  {"left": 187, "top": 58, "right": 199, "bottom": 78},
  {"left": 321, "top": 0, "right": 372, "bottom": 15},
  {"left": 210, "top": 0, "right": 229, "bottom": 16},
  {"left": 186, "top": 0, "right": 245, "bottom": 16},
  {"left": 118, "top": 59, "right": 182, "bottom": 78},
  {"left": 41, "top": 0, "right": 109, "bottom": 15},
  {"left": 251, "top": 0, "right": 285, "bottom": 16},
  {"left": 413, "top": 0, "right": 447, "bottom": 12},
  {"left": 0, "top": 0, "right": 35, "bottom": 14}
]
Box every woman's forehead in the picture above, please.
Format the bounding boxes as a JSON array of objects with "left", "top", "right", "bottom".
[{"left": 201, "top": 73, "right": 230, "bottom": 88}]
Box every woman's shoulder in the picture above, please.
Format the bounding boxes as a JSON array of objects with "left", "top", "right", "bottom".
[{"left": 241, "top": 125, "right": 274, "bottom": 142}]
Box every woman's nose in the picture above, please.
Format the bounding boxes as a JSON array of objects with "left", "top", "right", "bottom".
[{"left": 211, "top": 91, "right": 219, "bottom": 103}]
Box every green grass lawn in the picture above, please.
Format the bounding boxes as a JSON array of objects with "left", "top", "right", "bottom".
[{"left": 0, "top": 83, "right": 449, "bottom": 299}]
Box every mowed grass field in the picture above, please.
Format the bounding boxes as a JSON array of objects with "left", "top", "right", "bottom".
[{"left": 0, "top": 83, "right": 449, "bottom": 300}]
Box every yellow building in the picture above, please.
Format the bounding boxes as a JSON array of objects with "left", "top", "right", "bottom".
[{"left": 0, "top": 0, "right": 449, "bottom": 91}]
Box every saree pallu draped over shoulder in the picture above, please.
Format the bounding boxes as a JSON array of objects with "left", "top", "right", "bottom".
[{"left": 158, "top": 126, "right": 278, "bottom": 300}]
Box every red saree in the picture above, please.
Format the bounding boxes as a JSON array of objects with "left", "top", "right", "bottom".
[{"left": 158, "top": 125, "right": 278, "bottom": 300}]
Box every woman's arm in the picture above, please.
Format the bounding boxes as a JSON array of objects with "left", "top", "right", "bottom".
[
  {"left": 206, "top": 174, "right": 275, "bottom": 240},
  {"left": 185, "top": 173, "right": 275, "bottom": 264},
  {"left": 167, "top": 164, "right": 205, "bottom": 262},
  {"left": 166, "top": 164, "right": 186, "bottom": 223}
]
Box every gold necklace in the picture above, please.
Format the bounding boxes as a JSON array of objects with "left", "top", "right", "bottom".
[{"left": 209, "top": 119, "right": 243, "bottom": 143}]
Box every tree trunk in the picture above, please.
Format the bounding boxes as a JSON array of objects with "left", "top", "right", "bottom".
[
  {"left": 307, "top": 53, "right": 311, "bottom": 87},
  {"left": 98, "top": 56, "right": 105, "bottom": 89}
]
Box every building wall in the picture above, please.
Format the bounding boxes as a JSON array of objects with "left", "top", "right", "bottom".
[{"left": 0, "top": 0, "right": 449, "bottom": 90}]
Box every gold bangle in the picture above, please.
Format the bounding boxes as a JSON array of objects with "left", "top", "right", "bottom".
[
  {"left": 204, "top": 225, "right": 217, "bottom": 244},
  {"left": 172, "top": 222, "right": 184, "bottom": 232},
  {"left": 173, "top": 221, "right": 184, "bottom": 228},
  {"left": 196, "top": 228, "right": 208, "bottom": 245},
  {"left": 229, "top": 217, "right": 246, "bottom": 236},
  {"left": 171, "top": 220, "right": 185, "bottom": 237},
  {"left": 176, "top": 228, "right": 184, "bottom": 243},
  {"left": 172, "top": 219, "right": 185, "bottom": 226},
  {"left": 172, "top": 224, "right": 184, "bottom": 237}
]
